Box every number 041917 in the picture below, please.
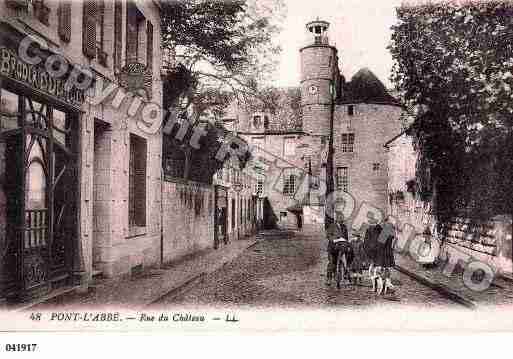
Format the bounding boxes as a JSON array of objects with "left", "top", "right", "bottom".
[{"left": 5, "top": 344, "right": 37, "bottom": 352}]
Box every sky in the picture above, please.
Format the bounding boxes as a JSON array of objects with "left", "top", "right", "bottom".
[{"left": 274, "top": 0, "right": 403, "bottom": 88}]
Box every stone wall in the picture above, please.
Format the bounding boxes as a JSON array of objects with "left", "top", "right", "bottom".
[
  {"left": 387, "top": 133, "right": 513, "bottom": 275},
  {"left": 162, "top": 179, "right": 215, "bottom": 263}
]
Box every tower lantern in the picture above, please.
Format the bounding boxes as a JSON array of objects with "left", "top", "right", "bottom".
[{"left": 305, "top": 19, "right": 330, "bottom": 45}]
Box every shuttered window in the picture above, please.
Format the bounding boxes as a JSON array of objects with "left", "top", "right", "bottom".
[
  {"left": 146, "top": 21, "right": 153, "bottom": 72},
  {"left": 126, "top": 2, "right": 143, "bottom": 64},
  {"left": 96, "top": 0, "right": 107, "bottom": 66},
  {"left": 129, "top": 134, "right": 147, "bottom": 227},
  {"left": 82, "top": 0, "right": 97, "bottom": 58},
  {"left": 34, "top": 0, "right": 50, "bottom": 26},
  {"left": 58, "top": 2, "right": 71, "bottom": 42},
  {"left": 114, "top": 0, "right": 123, "bottom": 71},
  {"left": 232, "top": 199, "right": 235, "bottom": 229}
]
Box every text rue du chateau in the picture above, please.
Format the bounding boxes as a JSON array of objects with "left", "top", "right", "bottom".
[{"left": 45, "top": 312, "right": 207, "bottom": 322}]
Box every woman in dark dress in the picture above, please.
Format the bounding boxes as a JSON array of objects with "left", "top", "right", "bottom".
[{"left": 376, "top": 217, "right": 396, "bottom": 294}]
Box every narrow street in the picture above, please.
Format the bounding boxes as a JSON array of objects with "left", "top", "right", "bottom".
[{"left": 154, "top": 225, "right": 460, "bottom": 309}]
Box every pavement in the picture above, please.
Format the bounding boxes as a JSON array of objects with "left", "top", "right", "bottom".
[
  {"left": 395, "top": 251, "right": 513, "bottom": 309},
  {"left": 26, "top": 234, "right": 261, "bottom": 310},
  {"left": 153, "top": 224, "right": 460, "bottom": 309},
  {"left": 23, "top": 225, "right": 513, "bottom": 310}
]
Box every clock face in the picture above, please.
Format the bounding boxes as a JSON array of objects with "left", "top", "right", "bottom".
[{"left": 308, "top": 85, "right": 318, "bottom": 95}]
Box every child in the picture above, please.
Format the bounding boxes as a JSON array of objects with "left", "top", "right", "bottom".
[{"left": 349, "top": 234, "right": 367, "bottom": 285}]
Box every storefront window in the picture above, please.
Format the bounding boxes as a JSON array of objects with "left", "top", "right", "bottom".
[
  {"left": 24, "top": 98, "right": 48, "bottom": 130},
  {"left": 52, "top": 109, "right": 68, "bottom": 146},
  {"left": 25, "top": 143, "right": 46, "bottom": 210},
  {"left": 0, "top": 89, "right": 20, "bottom": 132}
]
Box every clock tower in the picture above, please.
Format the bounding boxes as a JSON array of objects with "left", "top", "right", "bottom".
[{"left": 299, "top": 19, "right": 340, "bottom": 177}]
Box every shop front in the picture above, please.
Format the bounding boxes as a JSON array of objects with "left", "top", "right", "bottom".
[{"left": 0, "top": 23, "right": 87, "bottom": 302}]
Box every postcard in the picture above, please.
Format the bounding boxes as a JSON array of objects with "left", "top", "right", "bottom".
[{"left": 0, "top": 0, "right": 512, "bottom": 343}]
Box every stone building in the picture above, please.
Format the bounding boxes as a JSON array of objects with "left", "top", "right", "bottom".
[
  {"left": 223, "top": 19, "right": 404, "bottom": 230},
  {"left": 160, "top": 115, "right": 260, "bottom": 261},
  {"left": 0, "top": 0, "right": 163, "bottom": 302},
  {"left": 213, "top": 155, "right": 262, "bottom": 244}
]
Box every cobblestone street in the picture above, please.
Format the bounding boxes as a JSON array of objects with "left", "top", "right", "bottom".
[{"left": 154, "top": 226, "right": 460, "bottom": 309}]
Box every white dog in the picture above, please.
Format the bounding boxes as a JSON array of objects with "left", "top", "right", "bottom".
[{"left": 369, "top": 266, "right": 395, "bottom": 295}]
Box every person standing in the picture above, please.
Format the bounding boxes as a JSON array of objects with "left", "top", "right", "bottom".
[
  {"left": 378, "top": 216, "right": 397, "bottom": 295},
  {"left": 297, "top": 213, "right": 303, "bottom": 231},
  {"left": 325, "top": 212, "right": 351, "bottom": 286}
]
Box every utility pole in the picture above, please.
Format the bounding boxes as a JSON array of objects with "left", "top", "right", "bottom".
[{"left": 325, "top": 80, "right": 336, "bottom": 229}]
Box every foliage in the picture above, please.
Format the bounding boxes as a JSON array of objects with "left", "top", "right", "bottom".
[
  {"left": 161, "top": 0, "right": 285, "bottom": 122},
  {"left": 389, "top": 1, "right": 513, "bottom": 225},
  {"left": 243, "top": 87, "right": 302, "bottom": 131},
  {"left": 162, "top": 120, "right": 250, "bottom": 184}
]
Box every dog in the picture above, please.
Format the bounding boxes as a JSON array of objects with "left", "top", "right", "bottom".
[{"left": 369, "top": 265, "right": 395, "bottom": 295}]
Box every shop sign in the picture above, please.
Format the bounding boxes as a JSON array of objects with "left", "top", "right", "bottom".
[
  {"left": 0, "top": 47, "right": 86, "bottom": 106},
  {"left": 117, "top": 62, "right": 152, "bottom": 99}
]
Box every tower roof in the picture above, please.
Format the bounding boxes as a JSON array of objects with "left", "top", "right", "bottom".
[
  {"left": 338, "top": 68, "right": 400, "bottom": 106},
  {"left": 306, "top": 19, "right": 330, "bottom": 29}
]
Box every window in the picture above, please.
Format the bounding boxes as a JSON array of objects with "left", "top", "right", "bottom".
[
  {"left": 347, "top": 105, "right": 355, "bottom": 116},
  {"left": 283, "top": 168, "right": 296, "bottom": 196},
  {"left": 320, "top": 136, "right": 327, "bottom": 145},
  {"left": 114, "top": 0, "right": 123, "bottom": 70},
  {"left": 340, "top": 133, "right": 355, "bottom": 153},
  {"left": 373, "top": 163, "right": 380, "bottom": 172},
  {"left": 0, "top": 89, "right": 20, "bottom": 133},
  {"left": 126, "top": 2, "right": 145, "bottom": 64},
  {"left": 96, "top": 0, "right": 107, "bottom": 66},
  {"left": 256, "top": 179, "right": 264, "bottom": 195},
  {"left": 232, "top": 199, "right": 236, "bottom": 229},
  {"left": 240, "top": 198, "right": 243, "bottom": 225},
  {"left": 129, "top": 134, "right": 147, "bottom": 227},
  {"left": 58, "top": 2, "right": 72, "bottom": 42},
  {"left": 33, "top": 0, "right": 50, "bottom": 26},
  {"left": 283, "top": 137, "right": 296, "bottom": 157},
  {"left": 82, "top": 0, "right": 107, "bottom": 64},
  {"left": 336, "top": 167, "right": 349, "bottom": 192}
]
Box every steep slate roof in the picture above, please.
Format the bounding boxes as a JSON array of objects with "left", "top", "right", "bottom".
[{"left": 338, "top": 68, "right": 400, "bottom": 106}]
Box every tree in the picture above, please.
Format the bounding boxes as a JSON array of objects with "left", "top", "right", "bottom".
[
  {"left": 160, "top": 0, "right": 283, "bottom": 182},
  {"left": 161, "top": 0, "right": 285, "bottom": 121},
  {"left": 389, "top": 1, "right": 513, "bottom": 227}
]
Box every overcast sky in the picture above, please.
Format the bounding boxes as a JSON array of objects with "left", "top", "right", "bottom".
[{"left": 274, "top": 0, "right": 403, "bottom": 88}]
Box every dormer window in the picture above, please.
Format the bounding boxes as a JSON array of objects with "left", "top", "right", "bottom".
[{"left": 347, "top": 105, "right": 355, "bottom": 116}]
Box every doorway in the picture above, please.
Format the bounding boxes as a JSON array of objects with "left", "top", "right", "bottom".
[{"left": 0, "top": 87, "right": 79, "bottom": 301}]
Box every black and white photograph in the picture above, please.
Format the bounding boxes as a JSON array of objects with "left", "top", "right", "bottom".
[{"left": 0, "top": 0, "right": 513, "bottom": 343}]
